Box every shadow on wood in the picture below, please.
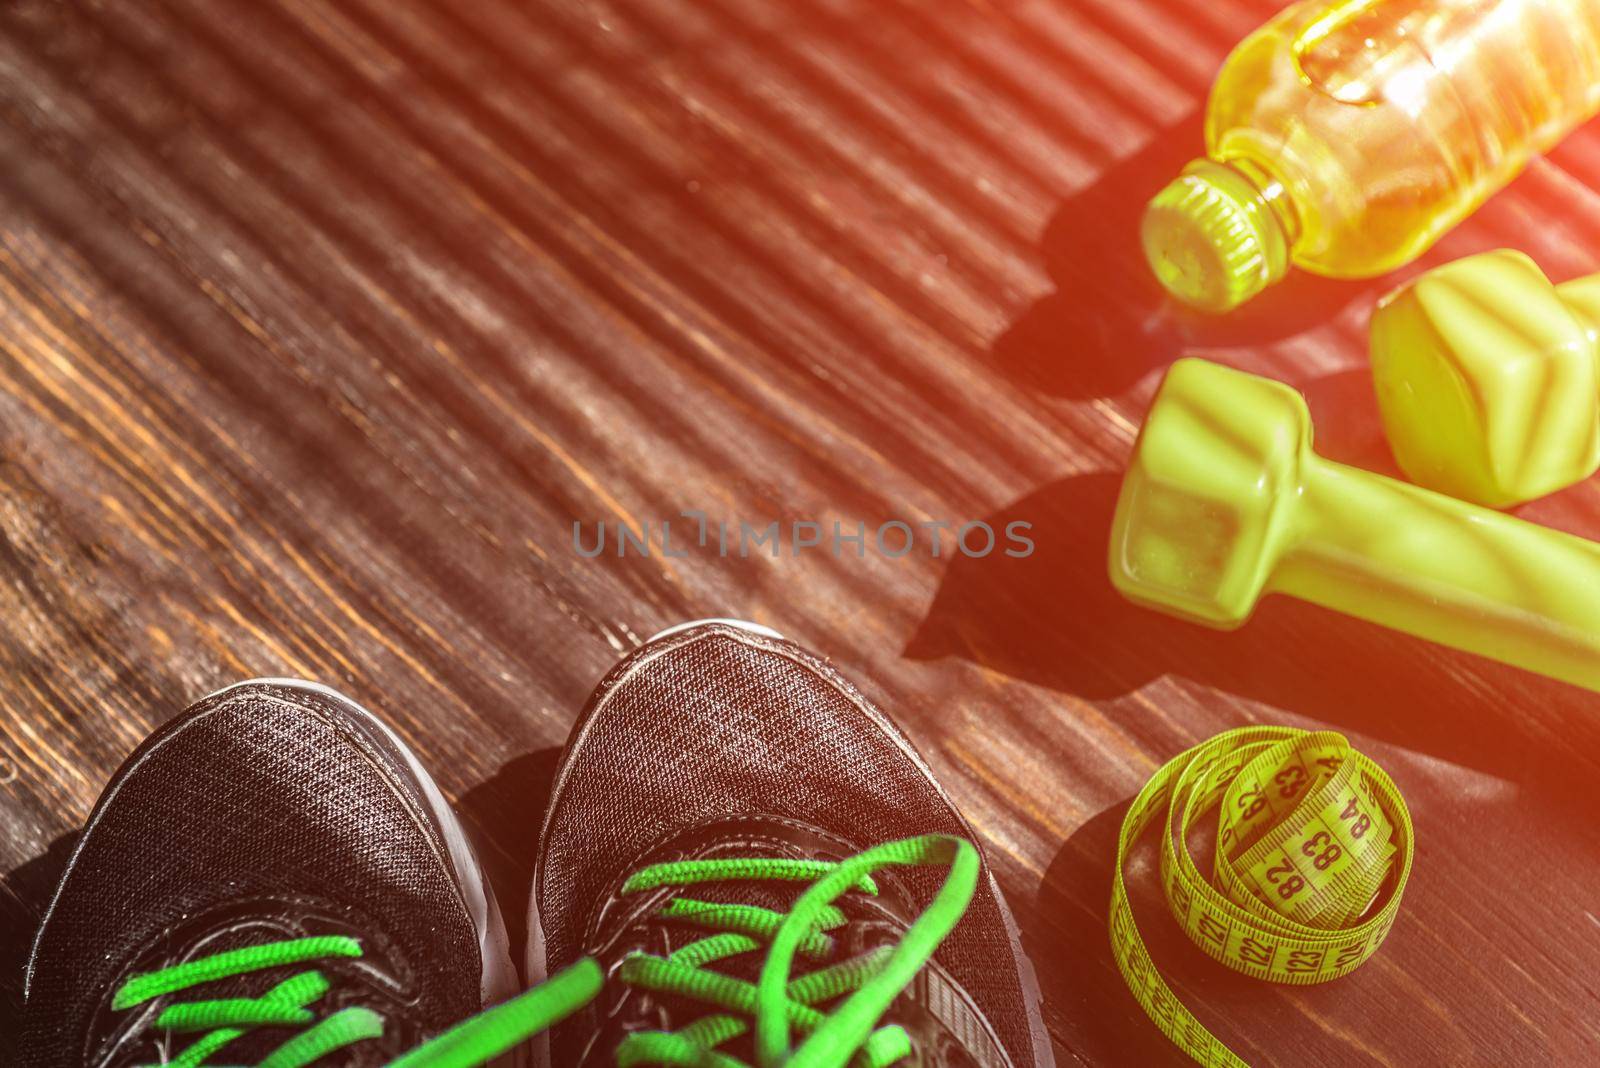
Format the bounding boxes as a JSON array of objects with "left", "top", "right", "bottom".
[
  {"left": 990, "top": 109, "right": 1382, "bottom": 401},
  {"left": 455, "top": 746, "right": 564, "bottom": 967}
]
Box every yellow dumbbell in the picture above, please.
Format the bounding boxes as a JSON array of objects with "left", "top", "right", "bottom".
[
  {"left": 1372, "top": 248, "right": 1600, "bottom": 508},
  {"left": 1109, "top": 358, "right": 1600, "bottom": 693}
]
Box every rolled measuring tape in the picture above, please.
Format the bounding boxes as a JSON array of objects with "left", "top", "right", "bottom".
[{"left": 1110, "top": 726, "right": 1414, "bottom": 1067}]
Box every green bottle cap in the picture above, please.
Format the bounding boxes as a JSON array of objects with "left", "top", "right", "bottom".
[{"left": 1142, "top": 161, "right": 1286, "bottom": 314}]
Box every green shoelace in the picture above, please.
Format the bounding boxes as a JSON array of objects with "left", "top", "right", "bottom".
[
  {"left": 112, "top": 935, "right": 601, "bottom": 1068},
  {"left": 110, "top": 833, "right": 975, "bottom": 1068},
  {"left": 609, "top": 833, "right": 979, "bottom": 1068}
]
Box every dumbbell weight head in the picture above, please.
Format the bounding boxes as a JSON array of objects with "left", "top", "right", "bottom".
[
  {"left": 1371, "top": 249, "right": 1600, "bottom": 508},
  {"left": 1109, "top": 358, "right": 1306, "bottom": 628}
]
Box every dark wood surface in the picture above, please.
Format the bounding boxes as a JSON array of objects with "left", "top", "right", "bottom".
[{"left": 1, "top": 0, "right": 1597, "bottom": 1063}]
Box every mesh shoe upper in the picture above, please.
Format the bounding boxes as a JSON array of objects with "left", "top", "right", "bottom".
[
  {"left": 530, "top": 624, "right": 1051, "bottom": 1067},
  {"left": 20, "top": 681, "right": 489, "bottom": 1068}
]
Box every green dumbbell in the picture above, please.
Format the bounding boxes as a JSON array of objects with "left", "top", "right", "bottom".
[
  {"left": 1372, "top": 248, "right": 1600, "bottom": 508},
  {"left": 1110, "top": 357, "right": 1600, "bottom": 693}
]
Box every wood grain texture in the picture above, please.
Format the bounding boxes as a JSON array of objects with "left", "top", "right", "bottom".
[{"left": 0, "top": 0, "right": 1597, "bottom": 1063}]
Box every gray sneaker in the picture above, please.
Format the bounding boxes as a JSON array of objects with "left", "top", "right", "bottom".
[{"left": 527, "top": 621, "right": 1055, "bottom": 1067}]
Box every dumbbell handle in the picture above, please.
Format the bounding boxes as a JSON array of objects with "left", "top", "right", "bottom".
[{"left": 1273, "top": 455, "right": 1600, "bottom": 692}]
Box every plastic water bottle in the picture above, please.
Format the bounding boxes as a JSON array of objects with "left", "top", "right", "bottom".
[{"left": 1143, "top": 0, "right": 1600, "bottom": 313}]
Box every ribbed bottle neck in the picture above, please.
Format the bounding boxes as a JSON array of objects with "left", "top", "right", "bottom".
[
  {"left": 1218, "top": 154, "right": 1302, "bottom": 248},
  {"left": 1142, "top": 156, "right": 1297, "bottom": 312}
]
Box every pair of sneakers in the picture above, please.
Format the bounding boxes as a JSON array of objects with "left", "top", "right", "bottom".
[{"left": 19, "top": 621, "right": 1053, "bottom": 1067}]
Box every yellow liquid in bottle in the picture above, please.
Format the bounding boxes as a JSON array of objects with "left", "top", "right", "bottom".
[{"left": 1144, "top": 0, "right": 1600, "bottom": 312}]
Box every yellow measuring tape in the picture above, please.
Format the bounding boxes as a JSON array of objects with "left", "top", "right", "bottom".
[{"left": 1110, "top": 726, "right": 1414, "bottom": 1066}]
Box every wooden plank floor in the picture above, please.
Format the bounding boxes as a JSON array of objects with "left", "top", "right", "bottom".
[{"left": 1, "top": 0, "right": 1598, "bottom": 1063}]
